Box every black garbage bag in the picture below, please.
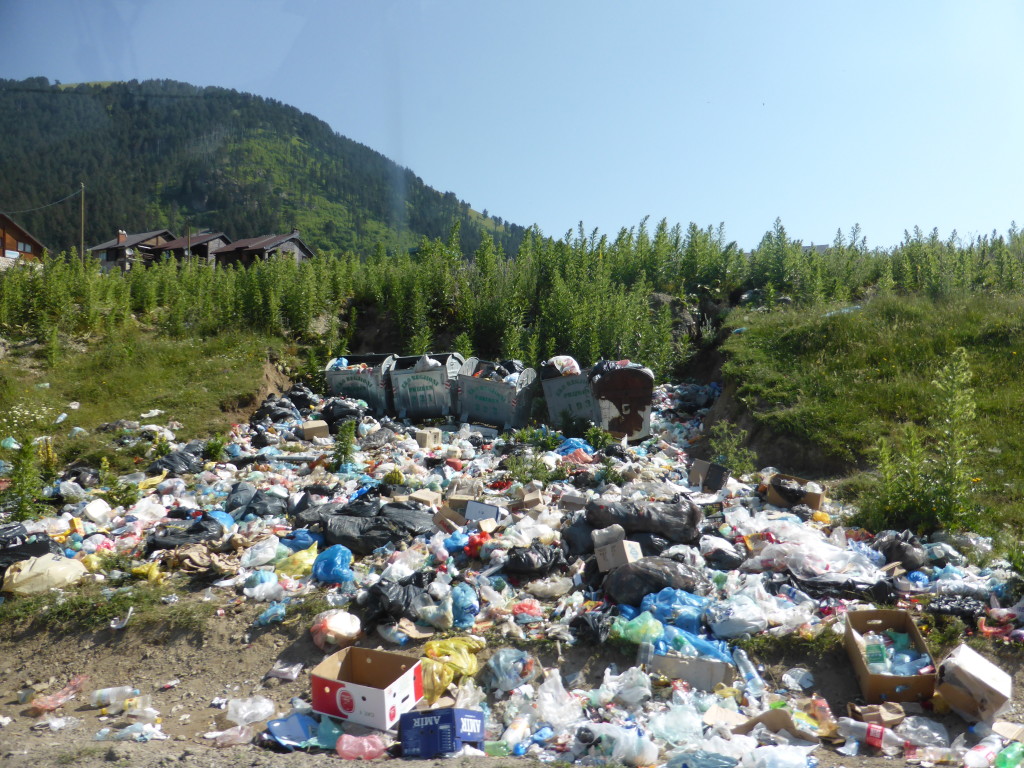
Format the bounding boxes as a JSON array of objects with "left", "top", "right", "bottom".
[
  {"left": 321, "top": 399, "right": 364, "bottom": 431},
  {"left": 148, "top": 445, "right": 205, "bottom": 476},
  {"left": 250, "top": 395, "right": 300, "bottom": 425},
  {"left": 322, "top": 515, "right": 405, "bottom": 555},
  {"left": 769, "top": 476, "right": 807, "bottom": 505},
  {"left": 570, "top": 611, "right": 616, "bottom": 644},
  {"left": 503, "top": 543, "right": 568, "bottom": 576},
  {"left": 360, "top": 579, "right": 430, "bottom": 629},
  {"left": 146, "top": 517, "right": 224, "bottom": 553},
  {"left": 872, "top": 530, "right": 928, "bottom": 571},
  {"left": 0, "top": 523, "right": 63, "bottom": 577},
  {"left": 339, "top": 496, "right": 380, "bottom": 518},
  {"left": 562, "top": 514, "right": 595, "bottom": 557},
  {"left": 630, "top": 533, "right": 671, "bottom": 557},
  {"left": 703, "top": 539, "right": 746, "bottom": 571},
  {"left": 61, "top": 466, "right": 100, "bottom": 488},
  {"left": 245, "top": 490, "right": 289, "bottom": 519},
  {"left": 602, "top": 557, "right": 712, "bottom": 606},
  {"left": 378, "top": 502, "right": 435, "bottom": 537},
  {"left": 585, "top": 498, "right": 703, "bottom": 545},
  {"left": 285, "top": 384, "right": 320, "bottom": 411}
]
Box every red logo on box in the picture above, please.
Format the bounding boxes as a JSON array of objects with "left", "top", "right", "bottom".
[
  {"left": 337, "top": 690, "right": 354, "bottom": 713},
  {"left": 389, "top": 705, "right": 396, "bottom": 721}
]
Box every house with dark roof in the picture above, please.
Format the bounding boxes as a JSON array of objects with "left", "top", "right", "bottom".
[
  {"left": 152, "top": 231, "right": 232, "bottom": 264},
  {"left": 0, "top": 213, "right": 47, "bottom": 270},
  {"left": 88, "top": 229, "right": 175, "bottom": 271},
  {"left": 211, "top": 230, "right": 314, "bottom": 267}
]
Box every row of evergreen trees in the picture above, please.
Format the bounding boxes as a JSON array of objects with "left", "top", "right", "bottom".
[{"left": 2, "top": 217, "right": 1024, "bottom": 381}]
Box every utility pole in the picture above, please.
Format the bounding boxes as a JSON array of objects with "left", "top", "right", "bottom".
[
  {"left": 186, "top": 216, "right": 191, "bottom": 259},
  {"left": 79, "top": 181, "right": 85, "bottom": 262}
]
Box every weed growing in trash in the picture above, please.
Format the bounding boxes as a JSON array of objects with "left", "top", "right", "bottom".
[
  {"left": 706, "top": 420, "right": 757, "bottom": 477},
  {"left": 736, "top": 624, "right": 843, "bottom": 662},
  {"left": 332, "top": 420, "right": 356, "bottom": 469}
]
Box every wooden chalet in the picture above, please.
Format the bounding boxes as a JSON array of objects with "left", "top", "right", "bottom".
[
  {"left": 88, "top": 229, "right": 175, "bottom": 271},
  {"left": 211, "top": 230, "right": 313, "bottom": 267},
  {"left": 0, "top": 213, "right": 47, "bottom": 270},
  {"left": 152, "top": 231, "right": 232, "bottom": 264}
]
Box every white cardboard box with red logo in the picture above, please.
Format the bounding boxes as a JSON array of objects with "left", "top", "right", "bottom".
[{"left": 311, "top": 647, "right": 424, "bottom": 730}]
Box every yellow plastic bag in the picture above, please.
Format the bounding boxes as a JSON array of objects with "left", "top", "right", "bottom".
[
  {"left": 275, "top": 542, "right": 318, "bottom": 577},
  {"left": 137, "top": 470, "right": 168, "bottom": 491},
  {"left": 421, "top": 658, "right": 455, "bottom": 705},
  {"left": 423, "top": 636, "right": 486, "bottom": 678},
  {"left": 81, "top": 553, "right": 104, "bottom": 573},
  {"left": 131, "top": 561, "right": 165, "bottom": 583}
]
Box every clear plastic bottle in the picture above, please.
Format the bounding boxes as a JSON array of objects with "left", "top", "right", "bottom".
[
  {"left": 964, "top": 735, "right": 1005, "bottom": 768},
  {"left": 101, "top": 694, "right": 151, "bottom": 716},
  {"left": 836, "top": 717, "right": 905, "bottom": 756},
  {"left": 863, "top": 633, "right": 890, "bottom": 674},
  {"left": 89, "top": 686, "right": 140, "bottom": 708},
  {"left": 732, "top": 647, "right": 766, "bottom": 695}
]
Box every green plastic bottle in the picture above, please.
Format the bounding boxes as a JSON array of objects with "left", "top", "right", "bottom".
[{"left": 995, "top": 742, "right": 1024, "bottom": 768}]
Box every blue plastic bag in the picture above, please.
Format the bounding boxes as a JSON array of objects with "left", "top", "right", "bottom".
[
  {"left": 451, "top": 582, "right": 480, "bottom": 629},
  {"left": 555, "top": 437, "right": 595, "bottom": 456},
  {"left": 312, "top": 544, "right": 355, "bottom": 584}
]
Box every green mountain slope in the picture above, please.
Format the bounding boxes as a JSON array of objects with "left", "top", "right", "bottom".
[{"left": 0, "top": 77, "right": 526, "bottom": 257}]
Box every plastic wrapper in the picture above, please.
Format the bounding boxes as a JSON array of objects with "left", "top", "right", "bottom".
[
  {"left": 482, "top": 649, "right": 539, "bottom": 695},
  {"left": 225, "top": 695, "right": 274, "bottom": 726},
  {"left": 311, "top": 544, "right": 354, "bottom": 584},
  {"left": 239, "top": 536, "right": 280, "bottom": 568},
  {"left": 336, "top": 733, "right": 387, "bottom": 760},
  {"left": 29, "top": 674, "right": 89, "bottom": 715},
  {"left": 648, "top": 702, "right": 704, "bottom": 746},
  {"left": 450, "top": 582, "right": 480, "bottom": 629},
  {"left": 610, "top": 610, "right": 665, "bottom": 644},
  {"left": 421, "top": 658, "right": 455, "bottom": 705},
  {"left": 533, "top": 671, "right": 582, "bottom": 730},
  {"left": 598, "top": 666, "right": 651, "bottom": 708},
  {"left": 576, "top": 722, "right": 658, "bottom": 767},
  {"left": 418, "top": 594, "right": 454, "bottom": 630},
  {"left": 527, "top": 575, "right": 574, "bottom": 598},
  {"left": 255, "top": 602, "right": 286, "bottom": 626},
  {"left": 309, "top": 609, "right": 361, "bottom": 651},
  {"left": 705, "top": 594, "right": 768, "bottom": 639},
  {"left": 274, "top": 542, "right": 317, "bottom": 577},
  {"left": 895, "top": 716, "right": 950, "bottom": 748}
]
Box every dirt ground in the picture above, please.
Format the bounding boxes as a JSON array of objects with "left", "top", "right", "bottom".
[{"left": 1, "top": 590, "right": 1020, "bottom": 768}]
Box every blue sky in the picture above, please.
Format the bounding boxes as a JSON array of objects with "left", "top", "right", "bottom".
[{"left": 2, "top": 0, "right": 1022, "bottom": 249}]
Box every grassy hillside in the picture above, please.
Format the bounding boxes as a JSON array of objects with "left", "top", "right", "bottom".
[{"left": 719, "top": 293, "right": 1024, "bottom": 538}]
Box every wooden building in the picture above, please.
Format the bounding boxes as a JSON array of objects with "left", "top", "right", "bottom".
[
  {"left": 211, "top": 230, "right": 314, "bottom": 267},
  {"left": 152, "top": 231, "right": 232, "bottom": 264},
  {"left": 0, "top": 213, "right": 47, "bottom": 270},
  {"left": 88, "top": 229, "right": 175, "bottom": 271}
]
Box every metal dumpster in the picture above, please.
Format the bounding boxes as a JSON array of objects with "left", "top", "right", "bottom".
[
  {"left": 324, "top": 354, "right": 396, "bottom": 417},
  {"left": 389, "top": 353, "right": 465, "bottom": 421},
  {"left": 456, "top": 358, "right": 538, "bottom": 430},
  {"left": 588, "top": 361, "right": 655, "bottom": 443},
  {"left": 541, "top": 370, "right": 601, "bottom": 428}
]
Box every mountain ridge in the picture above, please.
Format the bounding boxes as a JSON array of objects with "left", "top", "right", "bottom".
[{"left": 0, "top": 77, "right": 527, "bottom": 259}]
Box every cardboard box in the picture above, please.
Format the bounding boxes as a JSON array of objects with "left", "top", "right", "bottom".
[
  {"left": 733, "top": 709, "right": 819, "bottom": 743},
  {"left": 311, "top": 647, "right": 423, "bottom": 730},
  {"left": 400, "top": 708, "right": 484, "bottom": 758},
  {"left": 300, "top": 420, "right": 329, "bottom": 440},
  {"left": 556, "top": 490, "right": 588, "bottom": 511},
  {"left": 650, "top": 654, "right": 733, "bottom": 692},
  {"left": 433, "top": 507, "right": 468, "bottom": 533},
  {"left": 766, "top": 473, "right": 824, "bottom": 511},
  {"left": 415, "top": 428, "right": 443, "bottom": 450},
  {"left": 409, "top": 488, "right": 443, "bottom": 508},
  {"left": 844, "top": 609, "right": 936, "bottom": 703},
  {"left": 936, "top": 644, "right": 1012, "bottom": 722},
  {"left": 595, "top": 539, "right": 643, "bottom": 572}
]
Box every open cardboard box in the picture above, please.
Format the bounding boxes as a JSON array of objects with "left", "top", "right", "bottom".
[
  {"left": 844, "top": 609, "right": 935, "bottom": 703},
  {"left": 649, "top": 654, "right": 733, "bottom": 692},
  {"left": 937, "top": 644, "right": 1012, "bottom": 722},
  {"left": 766, "top": 473, "right": 824, "bottom": 511},
  {"left": 311, "top": 647, "right": 423, "bottom": 730}
]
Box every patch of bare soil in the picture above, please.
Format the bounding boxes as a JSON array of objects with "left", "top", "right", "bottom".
[
  {"left": 3, "top": 590, "right": 1022, "bottom": 768},
  {"left": 219, "top": 359, "right": 292, "bottom": 423}
]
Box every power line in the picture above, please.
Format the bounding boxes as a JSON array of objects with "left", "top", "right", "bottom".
[{"left": 2, "top": 187, "right": 83, "bottom": 216}]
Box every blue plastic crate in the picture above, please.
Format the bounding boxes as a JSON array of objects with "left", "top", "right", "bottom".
[{"left": 399, "top": 707, "right": 484, "bottom": 758}]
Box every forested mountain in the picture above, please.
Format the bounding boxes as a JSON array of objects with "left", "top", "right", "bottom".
[{"left": 0, "top": 77, "right": 526, "bottom": 258}]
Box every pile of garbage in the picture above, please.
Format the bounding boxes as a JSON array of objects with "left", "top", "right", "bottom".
[{"left": 1, "top": 360, "right": 1022, "bottom": 765}]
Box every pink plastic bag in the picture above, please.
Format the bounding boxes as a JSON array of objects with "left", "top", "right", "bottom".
[
  {"left": 29, "top": 674, "right": 89, "bottom": 715},
  {"left": 336, "top": 733, "right": 387, "bottom": 759}
]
